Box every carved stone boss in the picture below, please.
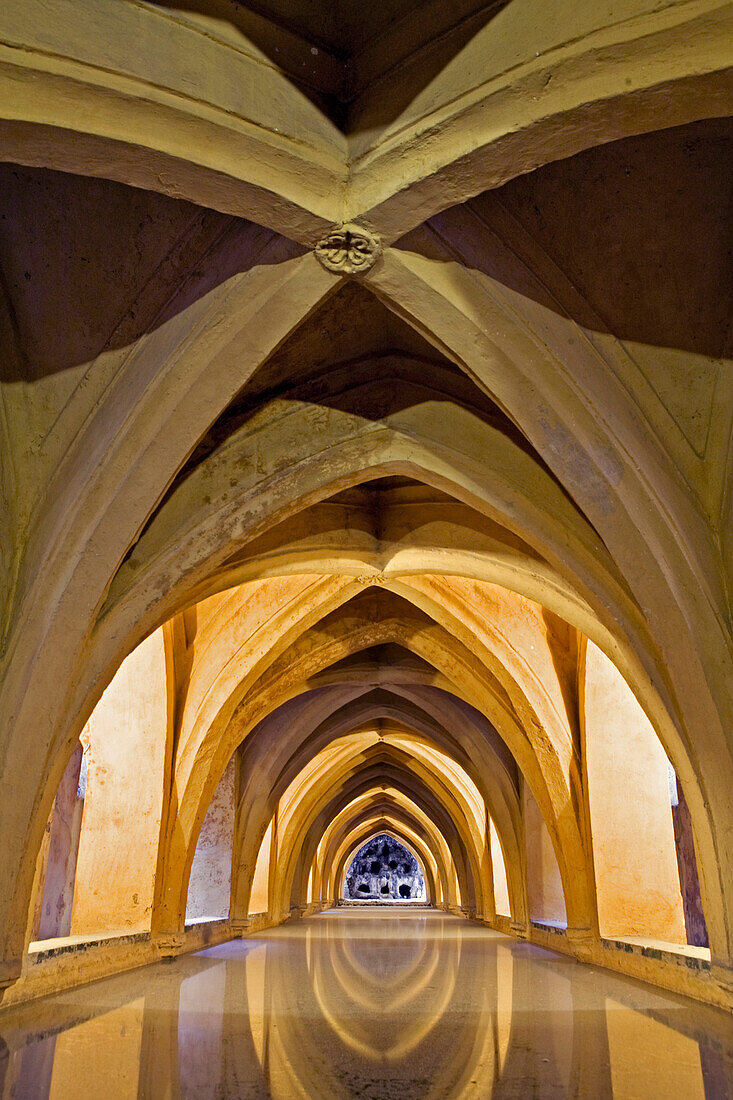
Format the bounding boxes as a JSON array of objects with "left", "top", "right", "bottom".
[{"left": 314, "top": 222, "right": 381, "bottom": 275}]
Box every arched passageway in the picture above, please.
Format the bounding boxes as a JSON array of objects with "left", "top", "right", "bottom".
[{"left": 0, "top": 1, "right": 732, "bottom": 1093}]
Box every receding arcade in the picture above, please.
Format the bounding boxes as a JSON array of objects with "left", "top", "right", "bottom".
[{"left": 0, "top": 0, "right": 731, "bottom": 1018}]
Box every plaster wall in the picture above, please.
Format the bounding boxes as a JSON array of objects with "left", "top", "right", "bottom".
[
  {"left": 70, "top": 629, "right": 168, "bottom": 936},
  {"left": 583, "top": 642, "right": 686, "bottom": 942},
  {"left": 523, "top": 783, "right": 567, "bottom": 925},
  {"left": 249, "top": 819, "right": 274, "bottom": 915},
  {"left": 186, "top": 756, "right": 236, "bottom": 921},
  {"left": 490, "top": 818, "right": 511, "bottom": 917}
]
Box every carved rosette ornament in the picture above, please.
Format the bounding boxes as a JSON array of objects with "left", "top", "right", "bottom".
[{"left": 314, "top": 222, "right": 381, "bottom": 275}]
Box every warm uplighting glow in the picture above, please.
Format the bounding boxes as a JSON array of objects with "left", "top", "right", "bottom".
[{"left": 0, "top": 5, "right": 729, "bottom": 1095}]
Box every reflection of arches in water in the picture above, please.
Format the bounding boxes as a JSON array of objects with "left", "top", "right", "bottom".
[
  {"left": 341, "top": 919, "right": 425, "bottom": 983},
  {"left": 344, "top": 834, "right": 427, "bottom": 902},
  {"left": 310, "top": 916, "right": 461, "bottom": 1060},
  {"left": 0, "top": 918, "right": 722, "bottom": 1100},
  {"left": 259, "top": 914, "right": 505, "bottom": 1092},
  {"left": 323, "top": 916, "right": 439, "bottom": 1015},
  {"left": 201, "top": 924, "right": 721, "bottom": 1100}
]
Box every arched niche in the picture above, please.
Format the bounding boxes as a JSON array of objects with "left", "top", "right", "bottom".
[{"left": 342, "top": 833, "right": 427, "bottom": 903}]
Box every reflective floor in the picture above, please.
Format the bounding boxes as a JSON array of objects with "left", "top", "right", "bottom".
[{"left": 1, "top": 909, "right": 732, "bottom": 1098}]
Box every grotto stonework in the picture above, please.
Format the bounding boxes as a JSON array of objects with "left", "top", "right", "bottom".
[{"left": 344, "top": 835, "right": 426, "bottom": 902}]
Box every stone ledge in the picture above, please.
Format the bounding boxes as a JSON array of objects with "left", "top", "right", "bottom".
[
  {"left": 588, "top": 936, "right": 726, "bottom": 1008},
  {"left": 337, "top": 898, "right": 432, "bottom": 907},
  {"left": 28, "top": 929, "right": 148, "bottom": 963},
  {"left": 530, "top": 919, "right": 567, "bottom": 936},
  {"left": 0, "top": 919, "right": 236, "bottom": 1011},
  {"left": 502, "top": 920, "right": 728, "bottom": 1010},
  {"left": 477, "top": 916, "right": 728, "bottom": 1008},
  {"left": 603, "top": 935, "right": 711, "bottom": 970}
]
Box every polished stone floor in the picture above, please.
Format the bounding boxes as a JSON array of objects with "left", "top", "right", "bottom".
[{"left": 1, "top": 908, "right": 731, "bottom": 1098}]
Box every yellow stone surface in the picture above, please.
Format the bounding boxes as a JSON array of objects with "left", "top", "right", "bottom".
[{"left": 0, "top": 0, "right": 731, "bottom": 1059}]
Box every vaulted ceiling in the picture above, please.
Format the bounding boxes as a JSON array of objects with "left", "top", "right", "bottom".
[{"left": 0, "top": 0, "right": 731, "bottom": 1003}]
